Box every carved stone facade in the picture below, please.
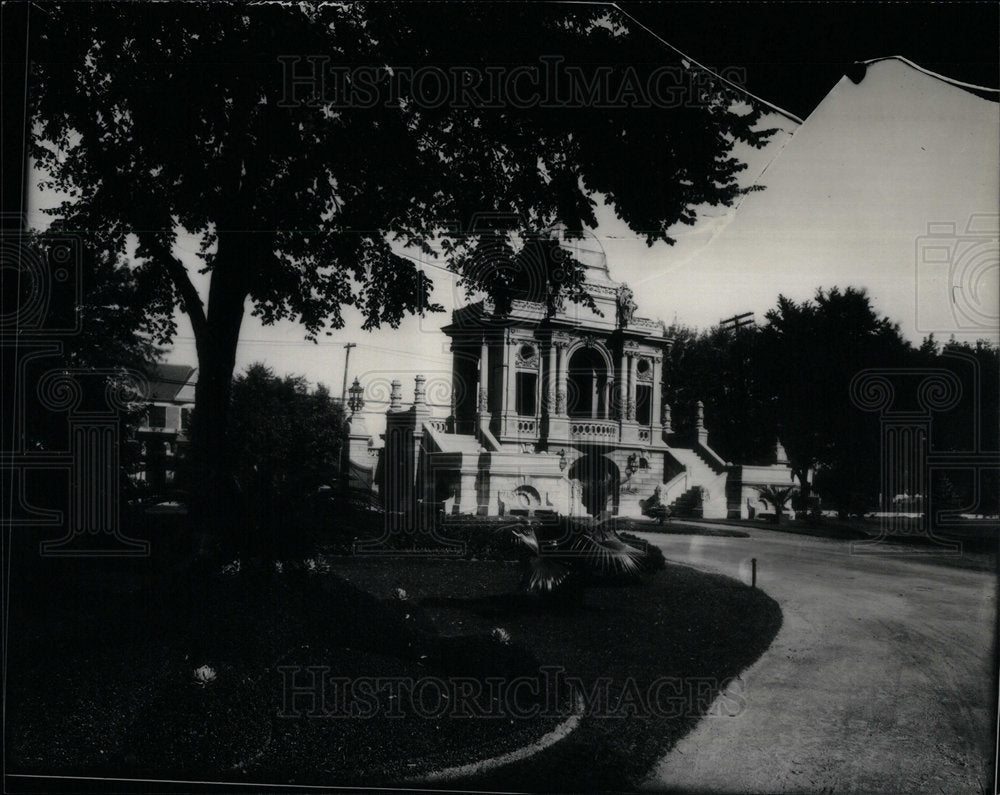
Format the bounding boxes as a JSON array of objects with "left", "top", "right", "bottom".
[{"left": 348, "top": 251, "right": 792, "bottom": 520}]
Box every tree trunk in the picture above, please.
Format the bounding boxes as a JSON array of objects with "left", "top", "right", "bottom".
[{"left": 186, "top": 235, "right": 252, "bottom": 559}]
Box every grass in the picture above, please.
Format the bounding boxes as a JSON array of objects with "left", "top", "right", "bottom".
[
  {"left": 7, "top": 513, "right": 782, "bottom": 790},
  {"left": 330, "top": 554, "right": 782, "bottom": 790},
  {"left": 5, "top": 544, "right": 565, "bottom": 787}
]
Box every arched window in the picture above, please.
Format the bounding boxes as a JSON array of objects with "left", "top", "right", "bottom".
[{"left": 567, "top": 347, "right": 610, "bottom": 419}]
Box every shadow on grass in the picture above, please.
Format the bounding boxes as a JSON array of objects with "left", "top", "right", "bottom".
[
  {"left": 420, "top": 592, "right": 590, "bottom": 618},
  {"left": 330, "top": 557, "right": 783, "bottom": 791},
  {"left": 4, "top": 535, "right": 566, "bottom": 786},
  {"left": 7, "top": 508, "right": 783, "bottom": 791}
]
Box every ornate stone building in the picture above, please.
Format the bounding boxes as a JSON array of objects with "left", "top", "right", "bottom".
[{"left": 344, "top": 256, "right": 794, "bottom": 519}]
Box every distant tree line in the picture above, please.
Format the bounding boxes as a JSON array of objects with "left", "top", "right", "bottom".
[{"left": 664, "top": 287, "right": 999, "bottom": 517}]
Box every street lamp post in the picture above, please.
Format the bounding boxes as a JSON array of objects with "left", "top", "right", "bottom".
[{"left": 347, "top": 377, "right": 365, "bottom": 416}]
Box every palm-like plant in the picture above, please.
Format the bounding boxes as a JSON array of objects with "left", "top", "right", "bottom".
[
  {"left": 504, "top": 518, "right": 647, "bottom": 595},
  {"left": 756, "top": 485, "right": 797, "bottom": 523},
  {"left": 512, "top": 527, "right": 571, "bottom": 593}
]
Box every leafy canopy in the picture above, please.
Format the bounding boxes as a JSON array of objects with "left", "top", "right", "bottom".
[{"left": 31, "top": 2, "right": 777, "bottom": 342}]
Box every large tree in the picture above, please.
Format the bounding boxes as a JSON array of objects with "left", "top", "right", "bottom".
[
  {"left": 30, "top": 2, "right": 776, "bottom": 537},
  {"left": 760, "top": 287, "right": 912, "bottom": 504},
  {"left": 663, "top": 322, "right": 776, "bottom": 464}
]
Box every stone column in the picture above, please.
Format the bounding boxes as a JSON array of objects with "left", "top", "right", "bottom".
[
  {"left": 478, "top": 337, "right": 489, "bottom": 414},
  {"left": 650, "top": 355, "right": 662, "bottom": 429},
  {"left": 556, "top": 343, "right": 568, "bottom": 416},
  {"left": 547, "top": 341, "right": 557, "bottom": 415},
  {"left": 389, "top": 379, "right": 402, "bottom": 411},
  {"left": 696, "top": 399, "right": 708, "bottom": 445},
  {"left": 414, "top": 374, "right": 425, "bottom": 404},
  {"left": 504, "top": 335, "right": 517, "bottom": 418},
  {"left": 617, "top": 352, "right": 627, "bottom": 420},
  {"left": 412, "top": 375, "right": 430, "bottom": 520},
  {"left": 627, "top": 354, "right": 638, "bottom": 421}
]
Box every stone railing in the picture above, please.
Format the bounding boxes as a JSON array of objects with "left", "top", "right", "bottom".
[
  {"left": 570, "top": 419, "right": 618, "bottom": 440},
  {"left": 515, "top": 418, "right": 537, "bottom": 434},
  {"left": 631, "top": 316, "right": 666, "bottom": 334},
  {"left": 426, "top": 417, "right": 450, "bottom": 434}
]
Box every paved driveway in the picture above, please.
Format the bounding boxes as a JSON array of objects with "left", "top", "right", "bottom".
[{"left": 636, "top": 526, "right": 997, "bottom": 793}]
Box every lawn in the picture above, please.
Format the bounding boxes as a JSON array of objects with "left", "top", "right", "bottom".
[
  {"left": 6, "top": 519, "right": 782, "bottom": 791},
  {"left": 330, "top": 554, "right": 782, "bottom": 790}
]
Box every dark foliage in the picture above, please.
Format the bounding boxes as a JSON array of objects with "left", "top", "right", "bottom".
[
  {"left": 202, "top": 363, "right": 345, "bottom": 560},
  {"left": 4, "top": 228, "right": 162, "bottom": 508},
  {"left": 29, "top": 2, "right": 776, "bottom": 539},
  {"left": 664, "top": 287, "right": 998, "bottom": 518},
  {"left": 664, "top": 323, "right": 776, "bottom": 463}
]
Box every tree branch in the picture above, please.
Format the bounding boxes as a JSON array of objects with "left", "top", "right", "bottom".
[{"left": 139, "top": 231, "right": 209, "bottom": 343}]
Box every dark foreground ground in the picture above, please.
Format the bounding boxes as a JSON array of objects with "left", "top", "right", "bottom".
[
  {"left": 5, "top": 527, "right": 781, "bottom": 791},
  {"left": 330, "top": 554, "right": 782, "bottom": 790}
]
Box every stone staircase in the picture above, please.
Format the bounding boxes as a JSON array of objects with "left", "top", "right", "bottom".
[
  {"left": 667, "top": 486, "right": 705, "bottom": 518},
  {"left": 661, "top": 445, "right": 729, "bottom": 519},
  {"left": 617, "top": 464, "right": 666, "bottom": 516}
]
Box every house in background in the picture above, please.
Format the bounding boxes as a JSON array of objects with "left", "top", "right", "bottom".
[{"left": 133, "top": 363, "right": 197, "bottom": 491}]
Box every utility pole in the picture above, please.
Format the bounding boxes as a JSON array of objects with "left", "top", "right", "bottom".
[
  {"left": 719, "top": 312, "right": 755, "bottom": 332},
  {"left": 341, "top": 343, "right": 356, "bottom": 405}
]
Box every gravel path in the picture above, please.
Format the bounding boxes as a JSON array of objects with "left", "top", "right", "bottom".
[{"left": 637, "top": 528, "right": 996, "bottom": 793}]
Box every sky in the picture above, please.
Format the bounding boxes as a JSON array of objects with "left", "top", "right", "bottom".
[{"left": 25, "top": 2, "right": 1000, "bottom": 426}]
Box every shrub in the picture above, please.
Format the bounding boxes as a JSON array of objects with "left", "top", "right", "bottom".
[
  {"left": 499, "top": 515, "right": 659, "bottom": 596},
  {"left": 619, "top": 531, "right": 666, "bottom": 573},
  {"left": 640, "top": 486, "right": 670, "bottom": 524},
  {"left": 223, "top": 364, "right": 345, "bottom": 562}
]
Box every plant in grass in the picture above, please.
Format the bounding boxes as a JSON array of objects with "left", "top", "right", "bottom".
[
  {"left": 641, "top": 486, "right": 670, "bottom": 525},
  {"left": 491, "top": 627, "right": 512, "bottom": 646},
  {"left": 618, "top": 532, "right": 667, "bottom": 572},
  {"left": 192, "top": 665, "right": 217, "bottom": 686},
  {"left": 503, "top": 516, "right": 649, "bottom": 597},
  {"left": 756, "top": 485, "right": 797, "bottom": 524}
]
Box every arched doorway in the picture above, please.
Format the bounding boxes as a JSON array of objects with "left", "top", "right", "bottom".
[
  {"left": 568, "top": 453, "right": 620, "bottom": 516},
  {"left": 567, "top": 347, "right": 611, "bottom": 419}
]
